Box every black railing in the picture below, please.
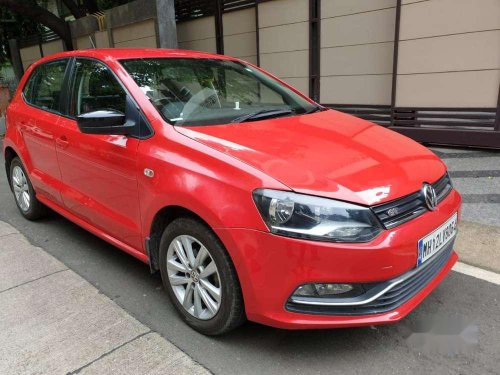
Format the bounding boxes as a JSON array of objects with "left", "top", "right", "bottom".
[
  {"left": 175, "top": 0, "right": 255, "bottom": 22},
  {"left": 18, "top": 30, "right": 60, "bottom": 49},
  {"left": 323, "top": 104, "right": 499, "bottom": 148},
  {"left": 325, "top": 104, "right": 392, "bottom": 127},
  {"left": 392, "top": 108, "right": 497, "bottom": 130}
]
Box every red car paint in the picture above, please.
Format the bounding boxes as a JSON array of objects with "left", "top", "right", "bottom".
[{"left": 3, "top": 49, "right": 460, "bottom": 329}]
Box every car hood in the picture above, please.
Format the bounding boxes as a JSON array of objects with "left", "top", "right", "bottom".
[{"left": 174, "top": 110, "right": 446, "bottom": 206}]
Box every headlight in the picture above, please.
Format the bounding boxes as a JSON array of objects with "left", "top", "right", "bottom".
[{"left": 252, "top": 189, "right": 383, "bottom": 242}]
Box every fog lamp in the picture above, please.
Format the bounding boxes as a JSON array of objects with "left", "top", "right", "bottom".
[
  {"left": 316, "top": 283, "right": 353, "bottom": 296},
  {"left": 293, "top": 283, "right": 358, "bottom": 298}
]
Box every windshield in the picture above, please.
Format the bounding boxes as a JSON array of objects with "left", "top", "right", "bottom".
[{"left": 120, "top": 58, "right": 318, "bottom": 126}]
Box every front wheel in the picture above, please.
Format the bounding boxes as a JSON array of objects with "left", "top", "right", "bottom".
[
  {"left": 159, "top": 217, "right": 245, "bottom": 335},
  {"left": 9, "top": 157, "right": 47, "bottom": 220}
]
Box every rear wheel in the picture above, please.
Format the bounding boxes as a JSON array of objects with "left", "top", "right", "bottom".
[
  {"left": 159, "top": 217, "right": 245, "bottom": 335},
  {"left": 10, "top": 158, "right": 47, "bottom": 220}
]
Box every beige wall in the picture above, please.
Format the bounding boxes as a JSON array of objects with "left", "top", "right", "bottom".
[
  {"left": 95, "top": 31, "right": 110, "bottom": 48},
  {"left": 20, "top": 40, "right": 64, "bottom": 71},
  {"left": 41, "top": 40, "right": 64, "bottom": 56},
  {"left": 112, "top": 19, "right": 157, "bottom": 48},
  {"left": 20, "top": 46, "right": 42, "bottom": 71},
  {"left": 223, "top": 8, "right": 257, "bottom": 63},
  {"left": 177, "top": 16, "right": 217, "bottom": 53},
  {"left": 320, "top": 0, "right": 396, "bottom": 104},
  {"left": 45, "top": 0, "right": 499, "bottom": 112},
  {"left": 258, "top": 0, "right": 309, "bottom": 94},
  {"left": 396, "top": 0, "right": 500, "bottom": 107},
  {"left": 75, "top": 35, "right": 94, "bottom": 50}
]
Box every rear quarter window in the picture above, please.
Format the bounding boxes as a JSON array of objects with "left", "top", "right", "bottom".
[{"left": 23, "top": 59, "right": 69, "bottom": 114}]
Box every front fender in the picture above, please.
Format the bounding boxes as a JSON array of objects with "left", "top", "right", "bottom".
[{"left": 137, "top": 127, "right": 287, "bottom": 239}]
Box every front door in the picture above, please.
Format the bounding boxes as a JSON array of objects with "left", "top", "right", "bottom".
[{"left": 56, "top": 58, "right": 143, "bottom": 250}]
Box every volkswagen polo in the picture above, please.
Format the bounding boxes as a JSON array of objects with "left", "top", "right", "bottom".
[{"left": 3, "top": 49, "right": 461, "bottom": 335}]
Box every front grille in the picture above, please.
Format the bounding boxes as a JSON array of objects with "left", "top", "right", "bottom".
[
  {"left": 372, "top": 173, "right": 452, "bottom": 229},
  {"left": 286, "top": 239, "right": 454, "bottom": 316}
]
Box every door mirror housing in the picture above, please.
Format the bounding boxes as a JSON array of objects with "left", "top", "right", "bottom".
[{"left": 77, "top": 110, "right": 135, "bottom": 135}]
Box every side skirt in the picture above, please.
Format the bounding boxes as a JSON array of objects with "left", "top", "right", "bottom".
[{"left": 37, "top": 194, "right": 149, "bottom": 264}]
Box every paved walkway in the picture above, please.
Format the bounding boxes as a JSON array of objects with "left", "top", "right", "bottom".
[
  {"left": 431, "top": 146, "right": 500, "bottom": 226},
  {"left": 0, "top": 221, "right": 210, "bottom": 375},
  {"left": 430, "top": 146, "right": 500, "bottom": 273}
]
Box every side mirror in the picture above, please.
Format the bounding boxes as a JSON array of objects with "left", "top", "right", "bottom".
[{"left": 77, "top": 110, "right": 135, "bottom": 135}]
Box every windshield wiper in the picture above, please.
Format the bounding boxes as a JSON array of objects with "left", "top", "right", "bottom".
[{"left": 231, "top": 109, "right": 294, "bottom": 123}]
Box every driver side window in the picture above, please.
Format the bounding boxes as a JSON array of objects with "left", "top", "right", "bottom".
[{"left": 71, "top": 59, "right": 126, "bottom": 116}]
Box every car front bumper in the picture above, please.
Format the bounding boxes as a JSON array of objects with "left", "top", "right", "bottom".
[{"left": 215, "top": 189, "right": 461, "bottom": 329}]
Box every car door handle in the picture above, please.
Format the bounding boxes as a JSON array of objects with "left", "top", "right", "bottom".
[{"left": 56, "top": 136, "right": 69, "bottom": 149}]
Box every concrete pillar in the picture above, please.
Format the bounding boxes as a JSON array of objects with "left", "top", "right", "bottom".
[{"left": 155, "top": 0, "right": 177, "bottom": 49}]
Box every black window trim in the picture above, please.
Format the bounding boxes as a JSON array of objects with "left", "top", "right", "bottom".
[
  {"left": 21, "top": 57, "right": 72, "bottom": 117},
  {"left": 66, "top": 56, "right": 154, "bottom": 140}
]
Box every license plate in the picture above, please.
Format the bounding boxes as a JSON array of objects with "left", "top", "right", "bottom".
[{"left": 417, "top": 213, "right": 458, "bottom": 267}]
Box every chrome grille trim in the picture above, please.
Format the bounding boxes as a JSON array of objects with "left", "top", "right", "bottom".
[{"left": 372, "top": 173, "right": 452, "bottom": 229}]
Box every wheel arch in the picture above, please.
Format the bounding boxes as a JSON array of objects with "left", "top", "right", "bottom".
[
  {"left": 147, "top": 205, "right": 222, "bottom": 273},
  {"left": 4, "top": 146, "right": 19, "bottom": 191}
]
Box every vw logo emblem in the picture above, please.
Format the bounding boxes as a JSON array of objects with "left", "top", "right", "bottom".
[
  {"left": 387, "top": 207, "right": 399, "bottom": 217},
  {"left": 190, "top": 270, "right": 200, "bottom": 283},
  {"left": 422, "top": 183, "right": 437, "bottom": 211}
]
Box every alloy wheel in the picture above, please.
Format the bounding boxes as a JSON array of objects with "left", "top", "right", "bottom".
[
  {"left": 12, "top": 166, "right": 30, "bottom": 212},
  {"left": 166, "top": 235, "right": 222, "bottom": 320}
]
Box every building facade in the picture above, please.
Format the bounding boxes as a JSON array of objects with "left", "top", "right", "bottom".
[{"left": 12, "top": 0, "right": 500, "bottom": 148}]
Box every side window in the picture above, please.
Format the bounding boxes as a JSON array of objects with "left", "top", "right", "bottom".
[
  {"left": 23, "top": 59, "right": 68, "bottom": 113},
  {"left": 72, "top": 59, "right": 126, "bottom": 116}
]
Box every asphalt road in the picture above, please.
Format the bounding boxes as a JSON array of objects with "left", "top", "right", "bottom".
[{"left": 1, "top": 150, "right": 499, "bottom": 375}]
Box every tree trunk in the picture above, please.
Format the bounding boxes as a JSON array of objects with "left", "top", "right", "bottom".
[
  {"left": 82, "top": 0, "right": 99, "bottom": 14},
  {"left": 0, "top": 0, "right": 73, "bottom": 50},
  {"left": 61, "top": 0, "right": 87, "bottom": 19}
]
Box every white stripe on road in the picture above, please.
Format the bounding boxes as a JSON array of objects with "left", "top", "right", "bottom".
[{"left": 453, "top": 262, "right": 500, "bottom": 285}]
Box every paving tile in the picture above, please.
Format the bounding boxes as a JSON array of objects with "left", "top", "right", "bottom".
[
  {"left": 0, "top": 233, "right": 67, "bottom": 291},
  {"left": 460, "top": 203, "right": 500, "bottom": 227},
  {"left": 452, "top": 177, "right": 500, "bottom": 195},
  {"left": 80, "top": 333, "right": 209, "bottom": 375},
  {"left": 0, "top": 220, "right": 208, "bottom": 375},
  {"left": 0, "top": 271, "right": 149, "bottom": 375},
  {"left": 442, "top": 157, "right": 500, "bottom": 172},
  {"left": 0, "top": 221, "right": 18, "bottom": 237}
]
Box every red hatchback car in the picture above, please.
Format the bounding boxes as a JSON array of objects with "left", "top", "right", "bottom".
[{"left": 3, "top": 49, "right": 461, "bottom": 335}]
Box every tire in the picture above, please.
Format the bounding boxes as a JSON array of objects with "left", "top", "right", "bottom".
[
  {"left": 159, "top": 217, "right": 245, "bottom": 335},
  {"left": 9, "top": 157, "right": 47, "bottom": 220}
]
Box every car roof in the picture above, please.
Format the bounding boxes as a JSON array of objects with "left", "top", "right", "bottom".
[{"left": 37, "top": 48, "right": 236, "bottom": 63}]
